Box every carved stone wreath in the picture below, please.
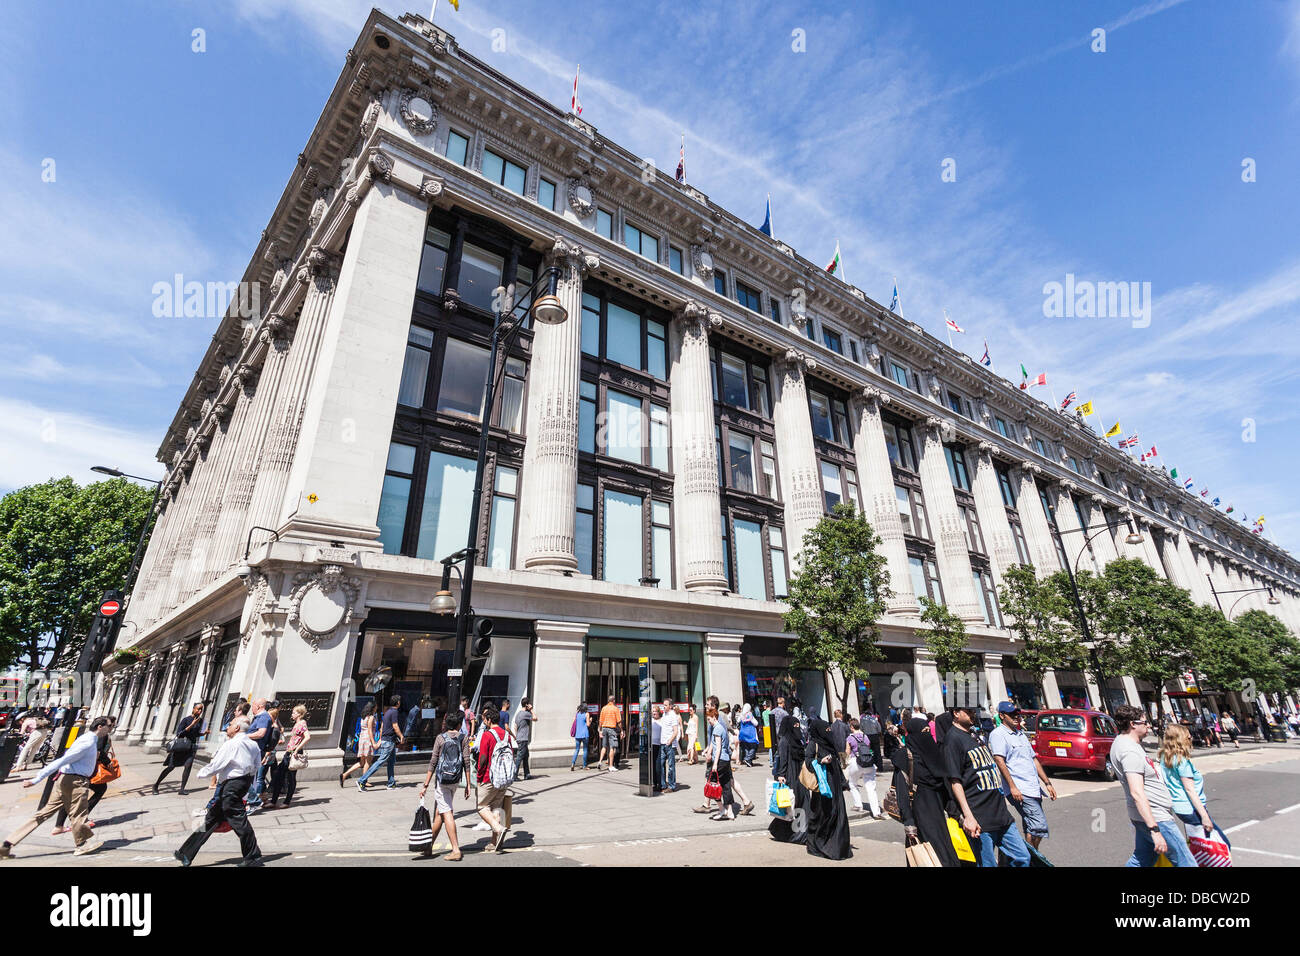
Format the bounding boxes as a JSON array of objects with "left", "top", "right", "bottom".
[
  {"left": 398, "top": 87, "right": 439, "bottom": 135},
  {"left": 288, "top": 564, "right": 361, "bottom": 651},
  {"left": 566, "top": 177, "right": 594, "bottom": 218},
  {"left": 690, "top": 244, "right": 715, "bottom": 280}
]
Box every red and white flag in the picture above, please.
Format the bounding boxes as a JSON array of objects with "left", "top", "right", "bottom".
[
  {"left": 1026, "top": 372, "right": 1046, "bottom": 388},
  {"left": 1140, "top": 445, "right": 1158, "bottom": 461},
  {"left": 944, "top": 311, "right": 965, "bottom": 334},
  {"left": 571, "top": 64, "right": 582, "bottom": 115}
]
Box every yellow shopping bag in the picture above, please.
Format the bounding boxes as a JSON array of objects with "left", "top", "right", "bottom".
[{"left": 947, "top": 817, "right": 977, "bottom": 863}]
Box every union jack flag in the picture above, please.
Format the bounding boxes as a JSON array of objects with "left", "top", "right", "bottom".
[
  {"left": 1119, "top": 434, "right": 1140, "bottom": 448},
  {"left": 1060, "top": 391, "right": 1076, "bottom": 411}
]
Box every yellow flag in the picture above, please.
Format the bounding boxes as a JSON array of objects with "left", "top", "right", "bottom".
[
  {"left": 1104, "top": 422, "right": 1122, "bottom": 438},
  {"left": 1078, "top": 401, "right": 1094, "bottom": 417},
  {"left": 449, "top": 0, "right": 459, "bottom": 8}
]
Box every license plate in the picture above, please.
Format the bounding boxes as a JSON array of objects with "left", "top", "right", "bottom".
[
  {"left": 1054, "top": 748, "right": 1068, "bottom": 757},
  {"left": 1048, "top": 740, "right": 1071, "bottom": 748}
]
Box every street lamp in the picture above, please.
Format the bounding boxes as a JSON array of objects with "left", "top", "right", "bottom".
[
  {"left": 440, "top": 266, "right": 568, "bottom": 718},
  {"left": 1206, "top": 576, "right": 1280, "bottom": 620}
]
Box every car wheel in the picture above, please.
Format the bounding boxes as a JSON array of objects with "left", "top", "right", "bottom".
[{"left": 1101, "top": 764, "right": 1118, "bottom": 782}]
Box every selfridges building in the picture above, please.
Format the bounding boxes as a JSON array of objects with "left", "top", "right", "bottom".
[{"left": 99, "top": 10, "right": 1300, "bottom": 770}]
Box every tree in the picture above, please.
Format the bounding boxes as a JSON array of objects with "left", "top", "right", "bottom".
[
  {"left": 916, "top": 597, "right": 980, "bottom": 708},
  {"left": 1085, "top": 558, "right": 1196, "bottom": 720},
  {"left": 0, "top": 477, "right": 153, "bottom": 670},
  {"left": 1234, "top": 610, "right": 1300, "bottom": 698},
  {"left": 1189, "top": 605, "right": 1279, "bottom": 701},
  {"left": 783, "top": 504, "right": 891, "bottom": 713},
  {"left": 996, "top": 563, "right": 1088, "bottom": 704}
]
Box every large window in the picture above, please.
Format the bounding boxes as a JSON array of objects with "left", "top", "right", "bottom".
[
  {"left": 537, "top": 177, "right": 556, "bottom": 210},
  {"left": 959, "top": 504, "right": 985, "bottom": 554},
  {"left": 377, "top": 442, "right": 417, "bottom": 554},
  {"left": 997, "top": 464, "right": 1018, "bottom": 508},
  {"left": 720, "top": 513, "right": 788, "bottom": 601},
  {"left": 994, "top": 417, "right": 1010, "bottom": 439},
  {"left": 711, "top": 347, "right": 771, "bottom": 416},
  {"left": 945, "top": 445, "right": 971, "bottom": 492},
  {"left": 481, "top": 148, "right": 526, "bottom": 195},
  {"left": 416, "top": 225, "right": 452, "bottom": 294},
  {"left": 624, "top": 221, "right": 659, "bottom": 261},
  {"left": 896, "top": 484, "right": 930, "bottom": 539},
  {"left": 669, "top": 245, "right": 684, "bottom": 275},
  {"left": 714, "top": 269, "right": 727, "bottom": 296},
  {"left": 581, "top": 288, "right": 668, "bottom": 380},
  {"left": 1010, "top": 519, "right": 1030, "bottom": 565},
  {"left": 445, "top": 129, "right": 469, "bottom": 166},
  {"left": 884, "top": 420, "right": 918, "bottom": 472},
  {"left": 597, "top": 488, "right": 673, "bottom": 587},
  {"left": 822, "top": 327, "right": 843, "bottom": 355},
  {"left": 909, "top": 555, "right": 944, "bottom": 604},
  {"left": 576, "top": 482, "right": 595, "bottom": 575},
  {"left": 733, "top": 517, "right": 767, "bottom": 600},
  {"left": 735, "top": 280, "right": 761, "bottom": 314},
  {"left": 820, "top": 460, "right": 862, "bottom": 513},
  {"left": 398, "top": 326, "right": 434, "bottom": 407},
  {"left": 457, "top": 242, "right": 505, "bottom": 313},
  {"left": 809, "top": 390, "right": 851, "bottom": 445},
  {"left": 595, "top": 208, "right": 613, "bottom": 239},
  {"left": 438, "top": 338, "right": 490, "bottom": 420},
  {"left": 487, "top": 465, "right": 518, "bottom": 568},
  {"left": 973, "top": 568, "right": 1002, "bottom": 627},
  {"left": 602, "top": 388, "right": 670, "bottom": 471}
]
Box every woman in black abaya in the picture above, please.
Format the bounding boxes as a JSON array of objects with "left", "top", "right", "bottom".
[
  {"left": 768, "top": 715, "right": 808, "bottom": 845},
  {"left": 803, "top": 716, "right": 851, "bottom": 860},
  {"left": 895, "top": 717, "right": 959, "bottom": 867}
]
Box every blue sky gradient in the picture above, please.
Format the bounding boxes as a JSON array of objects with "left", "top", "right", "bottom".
[{"left": 4, "top": 0, "right": 1299, "bottom": 556}]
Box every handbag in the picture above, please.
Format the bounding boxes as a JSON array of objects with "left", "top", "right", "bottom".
[
  {"left": 905, "top": 836, "right": 942, "bottom": 867},
  {"left": 946, "top": 816, "right": 977, "bottom": 863},
  {"left": 408, "top": 797, "right": 433, "bottom": 855},
  {"left": 798, "top": 760, "right": 818, "bottom": 792},
  {"left": 883, "top": 751, "right": 914, "bottom": 822},
  {"left": 704, "top": 771, "right": 722, "bottom": 801},
  {"left": 289, "top": 750, "right": 309, "bottom": 772},
  {"left": 1188, "top": 832, "right": 1232, "bottom": 868},
  {"left": 89, "top": 757, "right": 121, "bottom": 786}
]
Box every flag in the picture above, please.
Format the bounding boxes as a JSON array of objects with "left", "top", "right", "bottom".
[
  {"left": 1257, "top": 515, "right": 1266, "bottom": 525},
  {"left": 448, "top": 0, "right": 459, "bottom": 8},
  {"left": 825, "top": 241, "right": 842, "bottom": 276},
  {"left": 1119, "top": 434, "right": 1140, "bottom": 448},
  {"left": 1078, "top": 400, "right": 1094, "bottom": 416},
  {"left": 1027, "top": 373, "right": 1046, "bottom": 388},
  {"left": 1170, "top": 467, "right": 1179, "bottom": 479},
  {"left": 1140, "top": 445, "right": 1157, "bottom": 461},
  {"left": 1253, "top": 525, "right": 1263, "bottom": 534},
  {"left": 1183, "top": 477, "right": 1194, "bottom": 490},
  {"left": 889, "top": 279, "right": 901, "bottom": 315},
  {"left": 944, "top": 311, "right": 965, "bottom": 334},
  {"left": 1225, "top": 504, "right": 1234, "bottom": 514},
  {"left": 675, "top": 134, "right": 685, "bottom": 184},
  {"left": 1060, "top": 391, "right": 1077, "bottom": 411},
  {"left": 1200, "top": 487, "right": 1208, "bottom": 497},
  {"left": 759, "top": 194, "right": 772, "bottom": 236},
  {"left": 980, "top": 340, "right": 991, "bottom": 366},
  {"left": 1211, "top": 496, "right": 1221, "bottom": 507},
  {"left": 1104, "top": 422, "right": 1122, "bottom": 438},
  {"left": 571, "top": 64, "right": 582, "bottom": 115}
]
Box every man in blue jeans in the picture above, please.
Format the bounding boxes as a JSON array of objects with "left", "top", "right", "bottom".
[
  {"left": 243, "top": 698, "right": 273, "bottom": 810},
  {"left": 1109, "top": 704, "right": 1195, "bottom": 866},
  {"left": 945, "top": 704, "right": 1031, "bottom": 866},
  {"left": 358, "top": 695, "right": 405, "bottom": 791}
]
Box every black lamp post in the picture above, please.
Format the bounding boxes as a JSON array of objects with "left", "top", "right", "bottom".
[
  {"left": 1205, "top": 575, "right": 1279, "bottom": 620},
  {"left": 1045, "top": 515, "right": 1143, "bottom": 715},
  {"left": 90, "top": 466, "right": 163, "bottom": 614},
  {"left": 430, "top": 266, "right": 567, "bottom": 718}
]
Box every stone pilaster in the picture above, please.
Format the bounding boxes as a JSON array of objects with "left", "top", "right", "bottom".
[
  {"left": 517, "top": 239, "right": 595, "bottom": 573},
  {"left": 1121, "top": 676, "right": 1142, "bottom": 708},
  {"left": 770, "top": 351, "right": 825, "bottom": 568},
  {"left": 126, "top": 656, "right": 165, "bottom": 745},
  {"left": 914, "top": 417, "right": 983, "bottom": 623},
  {"left": 666, "top": 302, "right": 726, "bottom": 590},
  {"left": 983, "top": 652, "right": 1008, "bottom": 707},
  {"left": 1050, "top": 480, "right": 1093, "bottom": 576},
  {"left": 851, "top": 387, "right": 916, "bottom": 614},
  {"left": 967, "top": 440, "right": 1019, "bottom": 581},
  {"left": 1040, "top": 668, "right": 1064, "bottom": 709},
  {"left": 912, "top": 648, "right": 944, "bottom": 713},
  {"left": 528, "top": 621, "right": 590, "bottom": 760},
  {"left": 143, "top": 644, "right": 188, "bottom": 750},
  {"left": 1011, "top": 465, "right": 1060, "bottom": 577},
  {"left": 1139, "top": 522, "right": 1167, "bottom": 578},
  {"left": 1086, "top": 495, "right": 1121, "bottom": 568},
  {"left": 704, "top": 632, "right": 744, "bottom": 706}
]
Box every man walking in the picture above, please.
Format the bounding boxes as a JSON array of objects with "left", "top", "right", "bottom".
[
  {"left": 512, "top": 698, "right": 535, "bottom": 780},
  {"left": 945, "top": 704, "right": 1030, "bottom": 867},
  {"left": 174, "top": 717, "right": 263, "bottom": 867},
  {"left": 1, "top": 716, "right": 114, "bottom": 859},
  {"left": 988, "top": 702, "right": 1055, "bottom": 850},
  {"left": 358, "top": 695, "right": 404, "bottom": 790},
  {"left": 1110, "top": 704, "right": 1195, "bottom": 866},
  {"left": 474, "top": 707, "right": 512, "bottom": 852},
  {"left": 660, "top": 698, "right": 680, "bottom": 792},
  {"left": 243, "top": 698, "right": 273, "bottom": 810},
  {"left": 597, "top": 695, "right": 623, "bottom": 772},
  {"left": 859, "top": 706, "right": 884, "bottom": 772},
  {"left": 769, "top": 696, "right": 789, "bottom": 779}
]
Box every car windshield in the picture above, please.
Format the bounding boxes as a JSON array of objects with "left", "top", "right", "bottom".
[{"left": 1037, "top": 714, "right": 1085, "bottom": 734}]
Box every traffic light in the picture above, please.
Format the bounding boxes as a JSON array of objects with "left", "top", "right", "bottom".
[{"left": 470, "top": 616, "right": 494, "bottom": 658}]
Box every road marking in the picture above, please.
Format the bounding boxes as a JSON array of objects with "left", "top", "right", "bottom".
[
  {"left": 1275, "top": 803, "right": 1300, "bottom": 816},
  {"left": 1224, "top": 820, "right": 1259, "bottom": 834},
  {"left": 326, "top": 852, "right": 412, "bottom": 858},
  {"left": 1231, "top": 846, "right": 1300, "bottom": 861}
]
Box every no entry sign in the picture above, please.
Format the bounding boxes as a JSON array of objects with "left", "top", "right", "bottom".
[{"left": 99, "top": 599, "right": 121, "bottom": 617}]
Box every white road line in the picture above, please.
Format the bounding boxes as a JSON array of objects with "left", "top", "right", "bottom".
[
  {"left": 1231, "top": 846, "right": 1300, "bottom": 861},
  {"left": 1224, "top": 819, "right": 1259, "bottom": 834},
  {"left": 1274, "top": 802, "right": 1300, "bottom": 815}
]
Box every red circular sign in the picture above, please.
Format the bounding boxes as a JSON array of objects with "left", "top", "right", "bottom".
[{"left": 99, "top": 599, "right": 121, "bottom": 617}]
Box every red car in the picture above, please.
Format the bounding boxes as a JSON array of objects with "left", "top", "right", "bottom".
[{"left": 1032, "top": 709, "right": 1119, "bottom": 779}]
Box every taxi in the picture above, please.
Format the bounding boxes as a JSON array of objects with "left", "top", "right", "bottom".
[{"left": 1031, "top": 708, "right": 1118, "bottom": 778}]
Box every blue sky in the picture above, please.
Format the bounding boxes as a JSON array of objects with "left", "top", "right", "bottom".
[{"left": 4, "top": 0, "right": 1299, "bottom": 558}]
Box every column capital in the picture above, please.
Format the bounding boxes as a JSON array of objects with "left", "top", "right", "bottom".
[
  {"left": 1055, "top": 477, "right": 1078, "bottom": 494},
  {"left": 967, "top": 438, "right": 995, "bottom": 459},
  {"left": 533, "top": 620, "right": 589, "bottom": 649},
  {"left": 703, "top": 632, "right": 744, "bottom": 658},
  {"left": 860, "top": 384, "right": 890, "bottom": 409},
  {"left": 778, "top": 348, "right": 816, "bottom": 375},
  {"left": 418, "top": 175, "right": 445, "bottom": 203},
  {"left": 547, "top": 235, "right": 599, "bottom": 278}
]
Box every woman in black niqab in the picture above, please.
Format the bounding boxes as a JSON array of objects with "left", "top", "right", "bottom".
[
  {"left": 899, "top": 717, "right": 959, "bottom": 866},
  {"left": 768, "top": 715, "right": 808, "bottom": 845},
  {"left": 802, "top": 716, "right": 851, "bottom": 860}
]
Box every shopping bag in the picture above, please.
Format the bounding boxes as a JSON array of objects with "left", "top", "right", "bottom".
[
  {"left": 905, "top": 840, "right": 942, "bottom": 867},
  {"left": 90, "top": 758, "right": 121, "bottom": 786},
  {"left": 1027, "top": 844, "right": 1055, "bottom": 867},
  {"left": 1188, "top": 833, "right": 1232, "bottom": 868},
  {"left": 775, "top": 784, "right": 793, "bottom": 809},
  {"left": 768, "top": 781, "right": 792, "bottom": 816},
  {"left": 408, "top": 797, "right": 433, "bottom": 854},
  {"left": 1154, "top": 852, "right": 1173, "bottom": 867},
  {"left": 811, "top": 759, "right": 833, "bottom": 799},
  {"left": 946, "top": 816, "right": 976, "bottom": 863},
  {"left": 704, "top": 771, "right": 722, "bottom": 801}
]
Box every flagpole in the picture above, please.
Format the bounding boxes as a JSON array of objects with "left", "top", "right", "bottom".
[
  {"left": 1049, "top": 385, "right": 1058, "bottom": 411},
  {"left": 767, "top": 192, "right": 773, "bottom": 240},
  {"left": 430, "top": 0, "right": 438, "bottom": 23}
]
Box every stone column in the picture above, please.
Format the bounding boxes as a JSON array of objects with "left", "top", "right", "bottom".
[
  {"left": 851, "top": 387, "right": 917, "bottom": 614},
  {"left": 966, "top": 441, "right": 1018, "bottom": 583},
  {"left": 182, "top": 623, "right": 225, "bottom": 721},
  {"left": 914, "top": 417, "right": 983, "bottom": 623},
  {"left": 1154, "top": 528, "right": 1191, "bottom": 591},
  {"left": 1040, "top": 668, "right": 1064, "bottom": 709},
  {"left": 912, "top": 648, "right": 944, "bottom": 713},
  {"left": 1113, "top": 509, "right": 1147, "bottom": 564},
  {"left": 518, "top": 239, "right": 598, "bottom": 573},
  {"left": 704, "top": 632, "right": 744, "bottom": 706},
  {"left": 770, "top": 351, "right": 825, "bottom": 568},
  {"left": 1084, "top": 675, "right": 1102, "bottom": 709},
  {"left": 143, "top": 644, "right": 188, "bottom": 751},
  {"left": 278, "top": 178, "right": 430, "bottom": 547},
  {"left": 983, "top": 652, "right": 1008, "bottom": 707},
  {"left": 529, "top": 621, "right": 589, "bottom": 763},
  {"left": 1174, "top": 532, "right": 1214, "bottom": 608},
  {"left": 1085, "top": 495, "right": 1122, "bottom": 568},
  {"left": 125, "top": 656, "right": 165, "bottom": 745},
  {"left": 1050, "top": 481, "right": 1093, "bottom": 577},
  {"left": 113, "top": 666, "right": 142, "bottom": 739},
  {"left": 1011, "top": 465, "right": 1059, "bottom": 577},
  {"left": 1139, "top": 522, "right": 1167, "bottom": 578},
  {"left": 664, "top": 303, "right": 726, "bottom": 590}
]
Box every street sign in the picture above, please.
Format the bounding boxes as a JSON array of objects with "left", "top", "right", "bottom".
[
  {"left": 447, "top": 668, "right": 463, "bottom": 678},
  {"left": 99, "top": 599, "right": 121, "bottom": 617}
]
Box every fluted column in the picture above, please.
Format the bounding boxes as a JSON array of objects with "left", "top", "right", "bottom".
[
  {"left": 126, "top": 656, "right": 164, "bottom": 744},
  {"left": 665, "top": 303, "right": 726, "bottom": 590},
  {"left": 1050, "top": 480, "right": 1092, "bottom": 577},
  {"left": 1139, "top": 521, "right": 1167, "bottom": 578},
  {"left": 1086, "top": 495, "right": 1121, "bottom": 569},
  {"left": 983, "top": 652, "right": 1008, "bottom": 707},
  {"left": 1010, "top": 465, "right": 1059, "bottom": 577},
  {"left": 912, "top": 648, "right": 944, "bottom": 712},
  {"left": 851, "top": 387, "right": 916, "bottom": 614},
  {"left": 914, "top": 418, "right": 982, "bottom": 623},
  {"left": 143, "top": 644, "right": 188, "bottom": 750},
  {"left": 966, "top": 441, "right": 1018, "bottom": 583},
  {"left": 1179, "top": 536, "right": 1215, "bottom": 608},
  {"left": 1113, "top": 509, "right": 1148, "bottom": 565},
  {"left": 1040, "top": 668, "right": 1064, "bottom": 708},
  {"left": 516, "top": 239, "right": 595, "bottom": 572},
  {"left": 770, "top": 351, "right": 826, "bottom": 568}
]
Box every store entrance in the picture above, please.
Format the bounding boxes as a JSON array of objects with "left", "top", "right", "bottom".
[{"left": 584, "top": 657, "right": 691, "bottom": 765}]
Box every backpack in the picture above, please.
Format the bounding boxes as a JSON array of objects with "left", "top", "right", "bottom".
[
  {"left": 488, "top": 728, "right": 516, "bottom": 788},
  {"left": 435, "top": 732, "right": 465, "bottom": 786},
  {"left": 852, "top": 732, "right": 873, "bottom": 768},
  {"left": 861, "top": 714, "right": 881, "bottom": 736}
]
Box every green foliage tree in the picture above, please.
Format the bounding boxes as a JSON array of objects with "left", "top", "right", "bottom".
[
  {"left": 783, "top": 504, "right": 891, "bottom": 712},
  {"left": 916, "top": 597, "right": 981, "bottom": 708},
  {"left": 1234, "top": 610, "right": 1300, "bottom": 697},
  {"left": 1189, "top": 605, "right": 1279, "bottom": 701},
  {"left": 996, "top": 563, "right": 1088, "bottom": 703},
  {"left": 0, "top": 477, "right": 153, "bottom": 670}
]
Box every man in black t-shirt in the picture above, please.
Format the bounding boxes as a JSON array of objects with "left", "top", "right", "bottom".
[{"left": 944, "top": 704, "right": 1030, "bottom": 867}]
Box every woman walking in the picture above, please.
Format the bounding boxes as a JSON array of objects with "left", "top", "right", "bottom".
[
  {"left": 804, "top": 716, "right": 852, "bottom": 860},
  {"left": 768, "top": 713, "right": 809, "bottom": 845},
  {"left": 705, "top": 707, "right": 738, "bottom": 821},
  {"left": 893, "top": 717, "right": 959, "bottom": 866},
  {"left": 1159, "top": 723, "right": 1230, "bottom": 847},
  {"left": 1220, "top": 711, "right": 1240, "bottom": 748},
  {"left": 844, "top": 718, "right": 881, "bottom": 817},
  {"left": 685, "top": 704, "right": 700, "bottom": 765},
  {"left": 419, "top": 713, "right": 473, "bottom": 861},
  {"left": 153, "top": 703, "right": 204, "bottom": 795},
  {"left": 340, "top": 702, "right": 378, "bottom": 786},
  {"left": 270, "top": 705, "right": 311, "bottom": 808},
  {"left": 738, "top": 704, "right": 759, "bottom": 767},
  {"left": 571, "top": 702, "right": 591, "bottom": 770}
]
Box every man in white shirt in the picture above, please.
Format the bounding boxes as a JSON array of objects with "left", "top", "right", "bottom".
[
  {"left": 659, "top": 699, "right": 681, "bottom": 793},
  {"left": 174, "top": 717, "right": 263, "bottom": 867},
  {"left": 1, "top": 717, "right": 114, "bottom": 859}
]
